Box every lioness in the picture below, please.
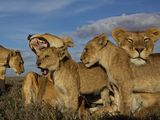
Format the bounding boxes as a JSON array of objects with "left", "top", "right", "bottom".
[
  {"left": 22, "top": 72, "right": 56, "bottom": 107},
  {"left": 112, "top": 27, "right": 160, "bottom": 93},
  {"left": 112, "top": 27, "right": 160, "bottom": 66},
  {"left": 80, "top": 34, "right": 160, "bottom": 115},
  {"left": 0, "top": 45, "right": 24, "bottom": 92},
  {"left": 36, "top": 46, "right": 80, "bottom": 113},
  {"left": 26, "top": 33, "right": 110, "bottom": 105},
  {"left": 92, "top": 84, "right": 160, "bottom": 117}
]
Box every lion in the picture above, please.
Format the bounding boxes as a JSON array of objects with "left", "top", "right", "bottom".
[
  {"left": 36, "top": 46, "right": 80, "bottom": 113},
  {"left": 80, "top": 34, "right": 135, "bottom": 115},
  {"left": 80, "top": 34, "right": 160, "bottom": 115},
  {"left": 26, "top": 33, "right": 110, "bottom": 106},
  {"left": 22, "top": 71, "right": 91, "bottom": 118},
  {"left": 112, "top": 27, "right": 160, "bottom": 66},
  {"left": 22, "top": 71, "right": 56, "bottom": 107},
  {"left": 91, "top": 84, "right": 160, "bottom": 117},
  {"left": 112, "top": 27, "right": 160, "bottom": 93},
  {"left": 27, "top": 33, "right": 73, "bottom": 54},
  {"left": 0, "top": 45, "right": 24, "bottom": 93}
]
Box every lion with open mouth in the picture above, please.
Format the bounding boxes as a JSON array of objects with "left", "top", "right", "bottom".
[{"left": 28, "top": 34, "right": 110, "bottom": 98}]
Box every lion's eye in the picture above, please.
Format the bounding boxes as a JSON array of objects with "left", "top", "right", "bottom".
[
  {"left": 144, "top": 38, "right": 149, "bottom": 43},
  {"left": 45, "top": 55, "right": 49, "bottom": 58},
  {"left": 127, "top": 38, "right": 133, "bottom": 43}
]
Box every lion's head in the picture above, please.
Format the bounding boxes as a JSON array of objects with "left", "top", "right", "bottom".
[
  {"left": 112, "top": 27, "right": 160, "bottom": 65},
  {"left": 8, "top": 50, "right": 24, "bottom": 75},
  {"left": 36, "top": 46, "right": 68, "bottom": 75},
  {"left": 27, "top": 33, "right": 73, "bottom": 54},
  {"left": 80, "top": 34, "right": 108, "bottom": 67}
]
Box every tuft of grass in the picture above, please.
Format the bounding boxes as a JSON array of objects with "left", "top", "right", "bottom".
[{"left": 0, "top": 77, "right": 159, "bottom": 120}]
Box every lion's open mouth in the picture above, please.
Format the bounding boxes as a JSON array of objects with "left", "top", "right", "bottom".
[
  {"left": 29, "top": 38, "right": 49, "bottom": 53},
  {"left": 40, "top": 68, "right": 49, "bottom": 76}
]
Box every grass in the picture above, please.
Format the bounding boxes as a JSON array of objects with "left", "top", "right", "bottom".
[{"left": 0, "top": 77, "right": 159, "bottom": 120}]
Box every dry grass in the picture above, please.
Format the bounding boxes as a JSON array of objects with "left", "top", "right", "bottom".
[{"left": 0, "top": 77, "right": 159, "bottom": 120}]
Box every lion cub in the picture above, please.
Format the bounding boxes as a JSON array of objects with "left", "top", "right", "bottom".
[{"left": 36, "top": 46, "right": 80, "bottom": 113}]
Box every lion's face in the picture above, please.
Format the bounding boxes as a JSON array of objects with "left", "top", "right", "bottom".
[
  {"left": 36, "top": 47, "right": 66, "bottom": 75},
  {"left": 28, "top": 33, "right": 73, "bottom": 54},
  {"left": 9, "top": 51, "right": 24, "bottom": 75},
  {"left": 112, "top": 28, "right": 160, "bottom": 65},
  {"left": 80, "top": 34, "right": 108, "bottom": 67}
]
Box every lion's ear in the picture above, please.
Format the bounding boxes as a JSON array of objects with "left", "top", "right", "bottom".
[
  {"left": 112, "top": 28, "right": 126, "bottom": 44},
  {"left": 56, "top": 47, "right": 68, "bottom": 60},
  {"left": 15, "top": 50, "right": 20, "bottom": 54},
  {"left": 27, "top": 34, "right": 33, "bottom": 40},
  {"left": 63, "top": 37, "right": 74, "bottom": 47},
  {"left": 10, "top": 50, "right": 16, "bottom": 57},
  {"left": 146, "top": 27, "right": 160, "bottom": 42},
  {"left": 97, "top": 34, "right": 108, "bottom": 48}
]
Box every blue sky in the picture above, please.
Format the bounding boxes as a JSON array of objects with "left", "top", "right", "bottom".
[{"left": 1, "top": 0, "right": 160, "bottom": 76}]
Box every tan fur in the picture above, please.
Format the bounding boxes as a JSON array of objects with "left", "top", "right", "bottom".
[
  {"left": 36, "top": 46, "right": 80, "bottom": 113},
  {"left": 28, "top": 33, "right": 73, "bottom": 53},
  {"left": 91, "top": 91, "right": 160, "bottom": 117},
  {"left": 22, "top": 72, "right": 57, "bottom": 107},
  {"left": 80, "top": 34, "right": 160, "bottom": 115},
  {"left": 112, "top": 27, "right": 160, "bottom": 66},
  {"left": 0, "top": 45, "right": 24, "bottom": 75},
  {"left": 112, "top": 28, "right": 160, "bottom": 92},
  {"left": 110, "top": 85, "right": 160, "bottom": 116},
  {"left": 27, "top": 33, "right": 110, "bottom": 106},
  {"left": 81, "top": 34, "right": 134, "bottom": 115},
  {"left": 0, "top": 45, "right": 24, "bottom": 92}
]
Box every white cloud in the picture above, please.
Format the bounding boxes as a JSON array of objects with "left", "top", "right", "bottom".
[
  {"left": 66, "top": 0, "right": 114, "bottom": 16},
  {"left": 75, "top": 12, "right": 160, "bottom": 38},
  {"left": 0, "top": 0, "right": 74, "bottom": 14}
]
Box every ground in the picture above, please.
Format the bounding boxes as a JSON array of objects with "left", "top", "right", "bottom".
[{"left": 0, "top": 77, "right": 159, "bottom": 120}]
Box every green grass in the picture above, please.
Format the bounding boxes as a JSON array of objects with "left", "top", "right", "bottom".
[{"left": 0, "top": 77, "right": 159, "bottom": 120}]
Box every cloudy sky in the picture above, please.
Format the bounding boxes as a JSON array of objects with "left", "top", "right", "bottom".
[{"left": 1, "top": 0, "right": 160, "bottom": 76}]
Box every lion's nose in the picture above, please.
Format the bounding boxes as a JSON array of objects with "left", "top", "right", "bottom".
[
  {"left": 135, "top": 48, "right": 144, "bottom": 53},
  {"left": 80, "top": 56, "right": 83, "bottom": 61}
]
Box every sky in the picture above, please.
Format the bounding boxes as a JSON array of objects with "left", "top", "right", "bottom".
[{"left": 1, "top": 0, "right": 160, "bottom": 76}]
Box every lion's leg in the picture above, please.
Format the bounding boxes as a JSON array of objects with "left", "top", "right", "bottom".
[
  {"left": 119, "top": 82, "right": 133, "bottom": 115},
  {"left": 110, "top": 84, "right": 121, "bottom": 112},
  {"left": 100, "top": 88, "right": 111, "bottom": 106},
  {"left": 78, "top": 96, "right": 91, "bottom": 120},
  {"left": 0, "top": 67, "right": 6, "bottom": 93},
  {"left": 22, "top": 72, "right": 39, "bottom": 107},
  {"left": 90, "top": 89, "right": 120, "bottom": 116}
]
